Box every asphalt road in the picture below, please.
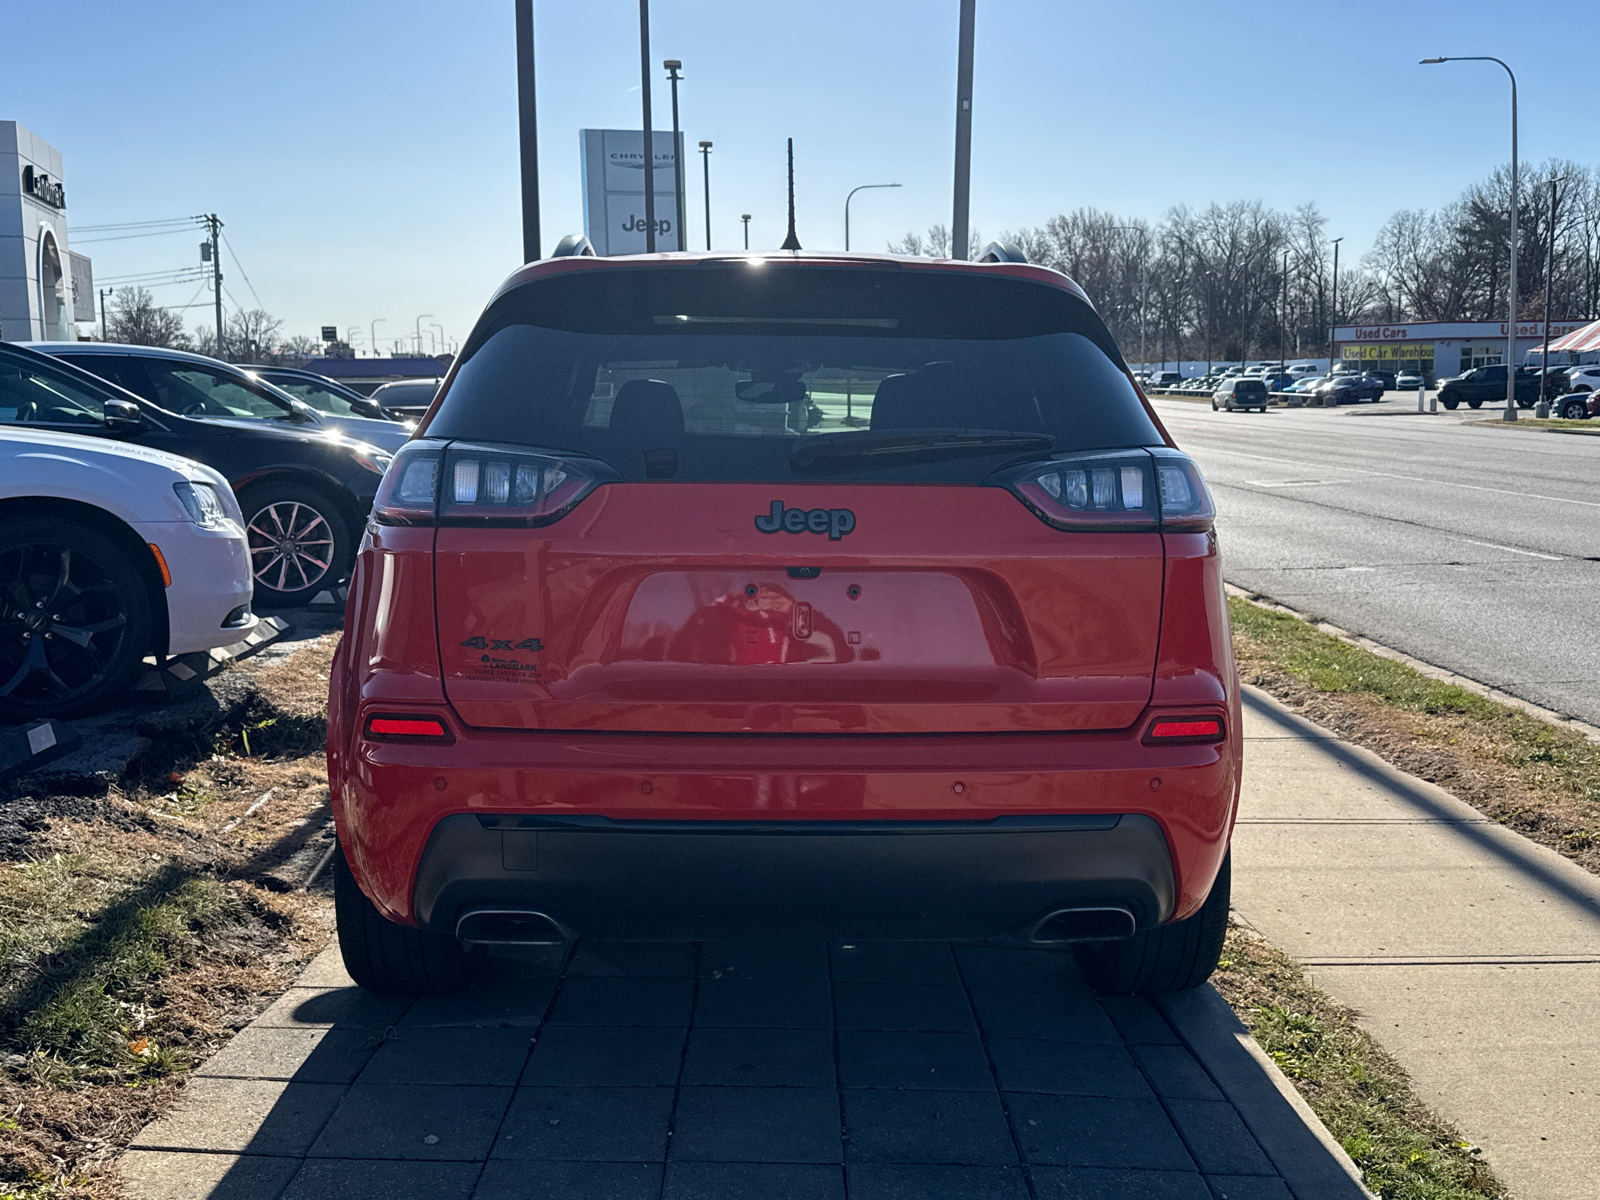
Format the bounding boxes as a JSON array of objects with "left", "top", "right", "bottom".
[{"left": 1155, "top": 397, "right": 1600, "bottom": 724}]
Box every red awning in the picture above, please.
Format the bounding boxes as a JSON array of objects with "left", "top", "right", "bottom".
[{"left": 1549, "top": 318, "right": 1600, "bottom": 354}]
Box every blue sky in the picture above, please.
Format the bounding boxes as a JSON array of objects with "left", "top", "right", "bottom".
[{"left": 4, "top": 0, "right": 1595, "bottom": 350}]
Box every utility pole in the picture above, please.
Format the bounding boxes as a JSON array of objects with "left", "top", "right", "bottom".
[
  {"left": 1538, "top": 175, "right": 1566, "bottom": 417},
  {"left": 515, "top": 0, "right": 541, "bottom": 261},
  {"left": 665, "top": 61, "right": 686, "bottom": 251},
  {"left": 1281, "top": 249, "right": 1289, "bottom": 373},
  {"left": 950, "top": 0, "right": 976, "bottom": 260},
  {"left": 700, "top": 141, "right": 713, "bottom": 251},
  {"left": 99, "top": 287, "right": 110, "bottom": 341},
  {"left": 208, "top": 214, "right": 224, "bottom": 360},
  {"left": 638, "top": 0, "right": 656, "bottom": 253},
  {"left": 741, "top": 214, "right": 751, "bottom": 250}
]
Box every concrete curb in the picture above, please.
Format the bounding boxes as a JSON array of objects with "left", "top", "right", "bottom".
[
  {"left": 1159, "top": 985, "right": 1375, "bottom": 1200},
  {"left": 1225, "top": 583, "right": 1600, "bottom": 744}
]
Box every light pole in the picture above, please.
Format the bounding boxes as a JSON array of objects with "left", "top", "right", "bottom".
[
  {"left": 515, "top": 0, "right": 540, "bottom": 262},
  {"left": 664, "top": 60, "right": 686, "bottom": 251},
  {"left": 1281, "top": 248, "right": 1290, "bottom": 374},
  {"left": 741, "top": 214, "right": 751, "bottom": 250},
  {"left": 1330, "top": 236, "right": 1344, "bottom": 372},
  {"left": 699, "top": 141, "right": 713, "bottom": 250},
  {"left": 845, "top": 183, "right": 900, "bottom": 252},
  {"left": 1423, "top": 56, "right": 1519, "bottom": 420},
  {"left": 433, "top": 323, "right": 447, "bottom": 357},
  {"left": 638, "top": 0, "right": 656, "bottom": 253},
  {"left": 370, "top": 318, "right": 386, "bottom": 359},
  {"left": 414, "top": 314, "right": 433, "bottom": 356},
  {"left": 951, "top": 0, "right": 976, "bottom": 260}
]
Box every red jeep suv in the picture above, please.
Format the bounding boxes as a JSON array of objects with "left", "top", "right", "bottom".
[{"left": 327, "top": 251, "right": 1240, "bottom": 996}]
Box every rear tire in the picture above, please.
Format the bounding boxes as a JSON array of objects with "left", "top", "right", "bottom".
[
  {"left": 1075, "top": 853, "right": 1230, "bottom": 995},
  {"left": 1559, "top": 398, "right": 1589, "bottom": 420},
  {"left": 238, "top": 481, "right": 352, "bottom": 609},
  {"left": 334, "top": 846, "right": 468, "bottom": 995}
]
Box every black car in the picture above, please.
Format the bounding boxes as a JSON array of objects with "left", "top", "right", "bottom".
[
  {"left": 1316, "top": 375, "right": 1383, "bottom": 404},
  {"left": 245, "top": 365, "right": 399, "bottom": 424},
  {"left": 0, "top": 342, "right": 389, "bottom": 607},
  {"left": 1436, "top": 365, "right": 1540, "bottom": 411}
]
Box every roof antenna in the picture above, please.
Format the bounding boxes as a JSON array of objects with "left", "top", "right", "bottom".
[{"left": 780, "top": 137, "right": 802, "bottom": 251}]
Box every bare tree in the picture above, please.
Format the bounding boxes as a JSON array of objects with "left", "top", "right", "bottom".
[{"left": 105, "top": 287, "right": 188, "bottom": 347}]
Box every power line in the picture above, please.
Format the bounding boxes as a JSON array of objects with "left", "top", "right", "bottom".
[
  {"left": 73, "top": 216, "right": 203, "bottom": 233},
  {"left": 219, "top": 234, "right": 264, "bottom": 310},
  {"left": 73, "top": 227, "right": 206, "bottom": 246}
]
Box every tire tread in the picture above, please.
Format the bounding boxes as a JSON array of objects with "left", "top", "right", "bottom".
[{"left": 334, "top": 847, "right": 467, "bottom": 994}]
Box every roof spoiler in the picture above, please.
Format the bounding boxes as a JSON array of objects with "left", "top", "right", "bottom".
[
  {"left": 551, "top": 234, "right": 597, "bottom": 258},
  {"left": 975, "top": 241, "right": 1028, "bottom": 264}
]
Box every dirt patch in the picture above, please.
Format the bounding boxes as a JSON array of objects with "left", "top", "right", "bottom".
[
  {"left": 1231, "top": 597, "right": 1600, "bottom": 878},
  {"left": 1216, "top": 923, "right": 1503, "bottom": 1199},
  {"left": 0, "top": 635, "right": 340, "bottom": 1198}
]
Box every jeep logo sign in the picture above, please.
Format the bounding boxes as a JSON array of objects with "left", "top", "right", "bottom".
[{"left": 755, "top": 501, "right": 856, "bottom": 540}]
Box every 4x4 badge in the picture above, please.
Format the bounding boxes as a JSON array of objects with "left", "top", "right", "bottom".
[
  {"left": 755, "top": 501, "right": 856, "bottom": 541},
  {"left": 460, "top": 637, "right": 543, "bottom": 652}
]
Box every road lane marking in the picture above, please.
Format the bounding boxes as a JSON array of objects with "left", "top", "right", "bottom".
[
  {"left": 1199, "top": 446, "right": 1600, "bottom": 510},
  {"left": 1242, "top": 479, "right": 1351, "bottom": 488},
  {"left": 1458, "top": 538, "right": 1564, "bottom": 561}
]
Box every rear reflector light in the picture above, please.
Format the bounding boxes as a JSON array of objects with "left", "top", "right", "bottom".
[
  {"left": 998, "top": 449, "right": 1215, "bottom": 533},
  {"left": 1143, "top": 716, "right": 1226, "bottom": 745},
  {"left": 372, "top": 440, "right": 614, "bottom": 527},
  {"left": 365, "top": 714, "right": 454, "bottom": 742}
]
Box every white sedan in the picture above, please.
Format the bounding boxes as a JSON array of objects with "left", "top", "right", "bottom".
[{"left": 0, "top": 424, "right": 256, "bottom": 720}]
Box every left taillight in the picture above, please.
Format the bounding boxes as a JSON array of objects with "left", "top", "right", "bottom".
[
  {"left": 372, "top": 440, "right": 611, "bottom": 527},
  {"left": 364, "top": 714, "right": 455, "bottom": 743}
]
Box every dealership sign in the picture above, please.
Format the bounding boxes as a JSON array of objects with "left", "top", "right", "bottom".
[
  {"left": 580, "top": 129, "right": 684, "bottom": 255},
  {"left": 1333, "top": 320, "right": 1587, "bottom": 342}
]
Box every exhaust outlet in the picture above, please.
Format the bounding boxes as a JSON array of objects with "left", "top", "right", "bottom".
[
  {"left": 456, "top": 909, "right": 571, "bottom": 947},
  {"left": 1028, "top": 906, "right": 1137, "bottom": 944}
]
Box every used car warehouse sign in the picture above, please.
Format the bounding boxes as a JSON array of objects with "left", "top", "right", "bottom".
[
  {"left": 1334, "top": 320, "right": 1587, "bottom": 342},
  {"left": 1342, "top": 344, "right": 1434, "bottom": 360}
]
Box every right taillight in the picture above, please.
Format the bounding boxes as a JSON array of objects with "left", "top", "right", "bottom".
[
  {"left": 372, "top": 439, "right": 612, "bottom": 527},
  {"left": 999, "top": 448, "right": 1215, "bottom": 532},
  {"left": 1143, "top": 715, "right": 1226, "bottom": 745}
]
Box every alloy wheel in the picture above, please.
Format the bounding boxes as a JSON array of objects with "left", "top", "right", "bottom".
[
  {"left": 0, "top": 542, "right": 130, "bottom": 707},
  {"left": 247, "top": 500, "right": 335, "bottom": 595}
]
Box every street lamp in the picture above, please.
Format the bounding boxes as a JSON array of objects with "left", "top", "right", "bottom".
[
  {"left": 432, "top": 323, "right": 447, "bottom": 357},
  {"left": 845, "top": 183, "right": 900, "bottom": 252},
  {"left": 1281, "top": 248, "right": 1290, "bottom": 375},
  {"left": 699, "top": 141, "right": 713, "bottom": 251},
  {"left": 663, "top": 60, "right": 686, "bottom": 251},
  {"left": 370, "top": 318, "right": 386, "bottom": 359},
  {"left": 1422, "top": 56, "right": 1519, "bottom": 421},
  {"left": 741, "top": 214, "right": 751, "bottom": 250},
  {"left": 414, "top": 314, "right": 433, "bottom": 356},
  {"left": 1330, "top": 236, "right": 1344, "bottom": 373}
]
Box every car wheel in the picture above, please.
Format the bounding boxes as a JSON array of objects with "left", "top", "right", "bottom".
[
  {"left": 1211, "top": 397, "right": 1219, "bottom": 410},
  {"left": 1467, "top": 398, "right": 1482, "bottom": 409},
  {"left": 1075, "top": 852, "right": 1231, "bottom": 996},
  {"left": 0, "top": 518, "right": 153, "bottom": 721},
  {"left": 239, "top": 481, "right": 352, "bottom": 608},
  {"left": 1517, "top": 397, "right": 1535, "bottom": 410},
  {"left": 1559, "top": 399, "right": 1588, "bottom": 420},
  {"left": 1441, "top": 396, "right": 1460, "bottom": 410},
  {"left": 334, "top": 845, "right": 468, "bottom": 995},
  {"left": 1576, "top": 385, "right": 1592, "bottom": 393}
]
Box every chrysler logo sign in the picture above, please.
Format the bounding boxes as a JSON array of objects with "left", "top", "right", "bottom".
[{"left": 21, "top": 166, "right": 65, "bottom": 209}]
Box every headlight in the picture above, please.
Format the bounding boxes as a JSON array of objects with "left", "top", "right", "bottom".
[{"left": 173, "top": 481, "right": 231, "bottom": 529}]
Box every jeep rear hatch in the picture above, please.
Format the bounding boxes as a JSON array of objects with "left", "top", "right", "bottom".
[{"left": 402, "top": 263, "right": 1183, "bottom": 735}]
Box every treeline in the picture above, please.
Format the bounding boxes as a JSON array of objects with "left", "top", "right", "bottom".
[
  {"left": 892, "top": 160, "right": 1600, "bottom": 365},
  {"left": 102, "top": 286, "right": 317, "bottom": 365}
]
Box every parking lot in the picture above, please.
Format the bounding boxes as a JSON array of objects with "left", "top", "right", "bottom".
[{"left": 123, "top": 936, "right": 1325, "bottom": 1200}]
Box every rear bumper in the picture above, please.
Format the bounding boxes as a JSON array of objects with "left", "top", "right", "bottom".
[{"left": 413, "top": 812, "right": 1177, "bottom": 941}]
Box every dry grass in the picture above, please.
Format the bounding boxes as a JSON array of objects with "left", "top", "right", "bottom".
[
  {"left": 0, "top": 636, "right": 340, "bottom": 1199},
  {"left": 1230, "top": 596, "right": 1600, "bottom": 877},
  {"left": 1215, "top": 924, "right": 1504, "bottom": 1200}
]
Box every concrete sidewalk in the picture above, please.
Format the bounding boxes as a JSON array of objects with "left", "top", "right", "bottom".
[
  {"left": 1233, "top": 686, "right": 1600, "bottom": 1200},
  {"left": 118, "top": 933, "right": 1366, "bottom": 1200}
]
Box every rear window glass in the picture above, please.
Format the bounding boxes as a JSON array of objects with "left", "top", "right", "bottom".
[
  {"left": 427, "top": 265, "right": 1161, "bottom": 483},
  {"left": 1235, "top": 380, "right": 1267, "bottom": 394}
]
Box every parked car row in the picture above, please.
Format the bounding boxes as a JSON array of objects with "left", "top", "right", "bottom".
[{"left": 0, "top": 341, "right": 437, "bottom": 717}]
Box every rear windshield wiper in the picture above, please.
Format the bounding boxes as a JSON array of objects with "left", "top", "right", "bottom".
[{"left": 790, "top": 429, "right": 1054, "bottom": 476}]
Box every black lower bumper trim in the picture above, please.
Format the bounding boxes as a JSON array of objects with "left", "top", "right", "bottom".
[{"left": 412, "top": 813, "right": 1176, "bottom": 942}]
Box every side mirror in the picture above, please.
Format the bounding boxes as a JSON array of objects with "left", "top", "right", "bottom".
[
  {"left": 350, "top": 398, "right": 383, "bottom": 419},
  {"left": 104, "top": 398, "right": 143, "bottom": 431},
  {"left": 286, "top": 399, "right": 316, "bottom": 424}
]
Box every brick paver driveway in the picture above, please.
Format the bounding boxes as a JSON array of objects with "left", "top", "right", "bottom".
[{"left": 126, "top": 939, "right": 1301, "bottom": 1200}]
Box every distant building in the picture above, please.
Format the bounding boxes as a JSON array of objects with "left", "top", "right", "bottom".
[
  {"left": 1, "top": 121, "right": 93, "bottom": 341},
  {"left": 1332, "top": 319, "right": 1589, "bottom": 379},
  {"left": 301, "top": 354, "right": 453, "bottom": 396}
]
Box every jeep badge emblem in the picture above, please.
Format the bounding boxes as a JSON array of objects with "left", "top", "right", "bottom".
[{"left": 755, "top": 501, "right": 856, "bottom": 541}]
